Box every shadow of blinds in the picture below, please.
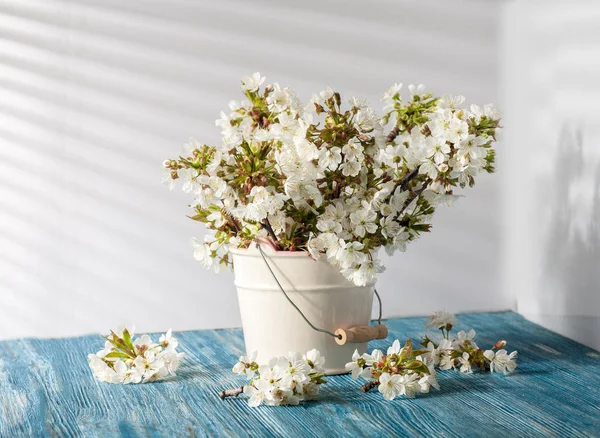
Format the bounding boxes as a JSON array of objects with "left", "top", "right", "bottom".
[{"left": 0, "top": 0, "right": 504, "bottom": 339}]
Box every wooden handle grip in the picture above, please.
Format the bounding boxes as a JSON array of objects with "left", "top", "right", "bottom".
[{"left": 335, "top": 324, "right": 388, "bottom": 345}]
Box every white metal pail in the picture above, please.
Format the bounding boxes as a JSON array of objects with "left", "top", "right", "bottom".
[{"left": 230, "top": 245, "right": 375, "bottom": 375}]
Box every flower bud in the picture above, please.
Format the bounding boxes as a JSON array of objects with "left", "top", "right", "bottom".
[
  {"left": 334, "top": 92, "right": 341, "bottom": 107},
  {"left": 493, "top": 340, "right": 506, "bottom": 349},
  {"left": 163, "top": 159, "right": 171, "bottom": 169}
]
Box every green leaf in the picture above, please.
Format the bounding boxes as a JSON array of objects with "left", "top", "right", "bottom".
[
  {"left": 310, "top": 373, "right": 327, "bottom": 385},
  {"left": 108, "top": 331, "right": 136, "bottom": 356},
  {"left": 399, "top": 338, "right": 413, "bottom": 360},
  {"left": 104, "top": 351, "right": 131, "bottom": 359},
  {"left": 188, "top": 207, "right": 210, "bottom": 223},
  {"left": 122, "top": 329, "right": 134, "bottom": 351},
  {"left": 412, "top": 349, "right": 429, "bottom": 357},
  {"left": 403, "top": 360, "right": 430, "bottom": 375}
]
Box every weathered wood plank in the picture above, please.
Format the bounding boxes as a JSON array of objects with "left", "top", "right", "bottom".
[{"left": 1, "top": 312, "right": 599, "bottom": 437}]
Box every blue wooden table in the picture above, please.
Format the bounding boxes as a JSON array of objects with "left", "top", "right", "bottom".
[{"left": 1, "top": 312, "right": 599, "bottom": 437}]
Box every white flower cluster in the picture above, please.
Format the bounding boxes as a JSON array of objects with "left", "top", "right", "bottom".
[
  {"left": 88, "top": 327, "right": 184, "bottom": 384},
  {"left": 165, "top": 73, "right": 501, "bottom": 285},
  {"left": 345, "top": 339, "right": 439, "bottom": 401},
  {"left": 347, "top": 312, "right": 518, "bottom": 400},
  {"left": 229, "top": 349, "right": 326, "bottom": 407},
  {"left": 420, "top": 312, "right": 518, "bottom": 375}
]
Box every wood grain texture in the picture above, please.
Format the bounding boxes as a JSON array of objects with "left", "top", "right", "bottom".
[{"left": 1, "top": 312, "right": 599, "bottom": 437}]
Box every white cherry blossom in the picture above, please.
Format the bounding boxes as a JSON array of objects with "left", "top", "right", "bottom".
[
  {"left": 457, "top": 352, "right": 472, "bottom": 374},
  {"left": 484, "top": 349, "right": 518, "bottom": 374},
  {"left": 408, "top": 84, "right": 427, "bottom": 98},
  {"left": 318, "top": 146, "right": 342, "bottom": 170},
  {"left": 336, "top": 241, "right": 367, "bottom": 268},
  {"left": 349, "top": 208, "right": 377, "bottom": 237},
  {"left": 341, "top": 160, "right": 361, "bottom": 177},
  {"left": 378, "top": 372, "right": 403, "bottom": 400},
  {"left": 425, "top": 311, "right": 457, "bottom": 330},
  {"left": 241, "top": 72, "right": 265, "bottom": 92},
  {"left": 398, "top": 373, "right": 422, "bottom": 398},
  {"left": 244, "top": 379, "right": 271, "bottom": 407},
  {"left": 382, "top": 83, "right": 402, "bottom": 111}
]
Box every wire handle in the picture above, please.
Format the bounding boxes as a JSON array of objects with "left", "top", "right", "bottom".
[{"left": 256, "top": 243, "right": 384, "bottom": 342}]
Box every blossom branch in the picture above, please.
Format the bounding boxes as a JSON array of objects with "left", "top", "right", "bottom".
[
  {"left": 362, "top": 380, "right": 378, "bottom": 393},
  {"left": 348, "top": 313, "right": 517, "bottom": 401},
  {"left": 385, "top": 126, "right": 400, "bottom": 144},
  {"left": 219, "top": 386, "right": 244, "bottom": 400},
  {"left": 223, "top": 209, "right": 241, "bottom": 235},
  {"left": 423, "top": 311, "right": 518, "bottom": 375},
  {"left": 394, "top": 182, "right": 428, "bottom": 221},
  {"left": 226, "top": 349, "right": 327, "bottom": 407},
  {"left": 88, "top": 328, "right": 184, "bottom": 385},
  {"left": 396, "top": 168, "right": 419, "bottom": 192},
  {"left": 346, "top": 339, "right": 436, "bottom": 400},
  {"left": 261, "top": 219, "right": 282, "bottom": 250}
]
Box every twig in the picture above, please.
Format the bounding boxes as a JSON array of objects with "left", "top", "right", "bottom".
[
  {"left": 394, "top": 183, "right": 428, "bottom": 222},
  {"left": 219, "top": 386, "right": 244, "bottom": 400},
  {"left": 262, "top": 219, "right": 282, "bottom": 250},
  {"left": 220, "top": 201, "right": 241, "bottom": 235},
  {"left": 396, "top": 168, "right": 419, "bottom": 192},
  {"left": 362, "top": 380, "right": 379, "bottom": 393},
  {"left": 386, "top": 126, "right": 400, "bottom": 144},
  {"left": 223, "top": 210, "right": 241, "bottom": 235}
]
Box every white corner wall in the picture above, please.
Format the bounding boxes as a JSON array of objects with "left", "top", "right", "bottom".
[
  {"left": 0, "top": 0, "right": 509, "bottom": 340},
  {"left": 502, "top": 1, "right": 600, "bottom": 350}
]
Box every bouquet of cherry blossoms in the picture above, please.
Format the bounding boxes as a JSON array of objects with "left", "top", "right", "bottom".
[
  {"left": 164, "top": 73, "right": 501, "bottom": 286},
  {"left": 88, "top": 327, "right": 184, "bottom": 384}
]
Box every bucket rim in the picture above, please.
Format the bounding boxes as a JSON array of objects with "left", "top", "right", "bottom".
[{"left": 229, "top": 246, "right": 313, "bottom": 258}]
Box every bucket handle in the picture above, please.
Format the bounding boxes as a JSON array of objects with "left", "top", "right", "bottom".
[{"left": 256, "top": 243, "right": 388, "bottom": 345}]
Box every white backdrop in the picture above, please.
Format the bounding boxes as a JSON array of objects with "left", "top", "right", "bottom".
[
  {"left": 1, "top": 0, "right": 508, "bottom": 340},
  {"left": 502, "top": 0, "right": 600, "bottom": 350}
]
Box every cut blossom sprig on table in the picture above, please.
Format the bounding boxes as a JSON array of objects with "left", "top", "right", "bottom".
[
  {"left": 420, "top": 312, "right": 518, "bottom": 374},
  {"left": 164, "top": 73, "right": 501, "bottom": 286},
  {"left": 220, "top": 349, "right": 327, "bottom": 407},
  {"left": 348, "top": 312, "right": 518, "bottom": 401},
  {"left": 345, "top": 339, "right": 439, "bottom": 400},
  {"left": 88, "top": 327, "right": 184, "bottom": 384}
]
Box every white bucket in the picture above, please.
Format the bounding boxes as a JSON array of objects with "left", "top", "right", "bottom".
[{"left": 230, "top": 244, "right": 375, "bottom": 375}]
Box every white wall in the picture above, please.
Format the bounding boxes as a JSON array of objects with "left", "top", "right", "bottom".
[
  {"left": 502, "top": 1, "right": 600, "bottom": 350},
  {"left": 0, "top": 0, "right": 508, "bottom": 340}
]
